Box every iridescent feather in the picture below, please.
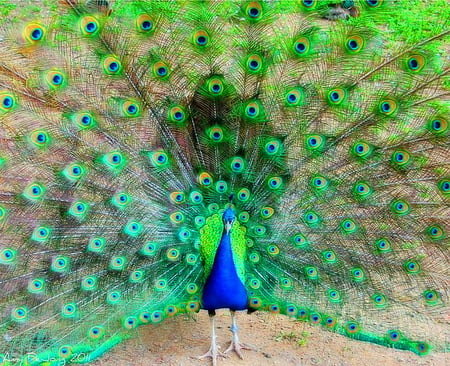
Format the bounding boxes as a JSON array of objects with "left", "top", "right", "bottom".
[{"left": 0, "top": 0, "right": 448, "bottom": 365}]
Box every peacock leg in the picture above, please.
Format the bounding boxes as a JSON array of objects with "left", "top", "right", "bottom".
[
  {"left": 224, "top": 310, "right": 254, "bottom": 359},
  {"left": 198, "top": 311, "right": 226, "bottom": 366}
]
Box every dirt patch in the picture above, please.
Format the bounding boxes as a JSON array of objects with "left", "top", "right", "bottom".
[{"left": 93, "top": 310, "right": 448, "bottom": 366}]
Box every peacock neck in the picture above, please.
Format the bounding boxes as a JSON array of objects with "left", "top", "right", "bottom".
[{"left": 213, "top": 230, "right": 236, "bottom": 279}]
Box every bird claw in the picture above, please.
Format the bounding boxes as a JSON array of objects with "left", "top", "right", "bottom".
[
  {"left": 198, "top": 345, "right": 227, "bottom": 366},
  {"left": 224, "top": 340, "right": 254, "bottom": 359}
]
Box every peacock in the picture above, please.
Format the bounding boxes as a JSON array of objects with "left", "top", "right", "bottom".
[{"left": 0, "top": 0, "right": 448, "bottom": 365}]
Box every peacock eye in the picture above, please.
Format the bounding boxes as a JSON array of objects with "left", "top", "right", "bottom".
[
  {"left": 365, "top": 0, "right": 383, "bottom": 7},
  {"left": 86, "top": 22, "right": 96, "bottom": 32},
  {"left": 302, "top": 0, "right": 316, "bottom": 8},
  {"left": 296, "top": 43, "right": 306, "bottom": 52},
  {"left": 2, "top": 97, "right": 13, "bottom": 108},
  {"left": 249, "top": 8, "right": 259, "bottom": 17}
]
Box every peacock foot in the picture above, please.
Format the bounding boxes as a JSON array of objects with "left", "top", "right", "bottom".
[
  {"left": 224, "top": 339, "right": 254, "bottom": 359},
  {"left": 198, "top": 345, "right": 227, "bottom": 366}
]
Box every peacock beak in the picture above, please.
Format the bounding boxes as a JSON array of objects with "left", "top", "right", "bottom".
[{"left": 224, "top": 219, "right": 233, "bottom": 233}]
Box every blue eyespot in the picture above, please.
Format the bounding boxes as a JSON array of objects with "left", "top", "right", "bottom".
[
  {"left": 197, "top": 36, "right": 207, "bottom": 45},
  {"left": 247, "top": 106, "right": 256, "bottom": 116},
  {"left": 348, "top": 40, "right": 358, "bottom": 50},
  {"left": 31, "top": 28, "right": 43, "bottom": 40},
  {"left": 249, "top": 7, "right": 260, "bottom": 17},
  {"left": 142, "top": 20, "right": 152, "bottom": 30},
  {"left": 381, "top": 102, "right": 391, "bottom": 112},
  {"left": 296, "top": 43, "right": 306, "bottom": 52},
  {"left": 52, "top": 74, "right": 62, "bottom": 85},
  {"left": 86, "top": 22, "right": 97, "bottom": 32}
]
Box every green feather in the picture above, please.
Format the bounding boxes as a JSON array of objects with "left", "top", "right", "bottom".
[{"left": 0, "top": 0, "right": 448, "bottom": 364}]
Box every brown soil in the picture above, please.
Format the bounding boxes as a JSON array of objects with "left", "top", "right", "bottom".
[{"left": 93, "top": 310, "right": 448, "bottom": 366}]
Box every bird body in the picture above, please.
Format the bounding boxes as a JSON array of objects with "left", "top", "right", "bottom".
[
  {"left": 0, "top": 0, "right": 449, "bottom": 365},
  {"left": 201, "top": 210, "right": 249, "bottom": 313}
]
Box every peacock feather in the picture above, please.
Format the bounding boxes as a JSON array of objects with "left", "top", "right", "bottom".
[{"left": 0, "top": 0, "right": 448, "bottom": 365}]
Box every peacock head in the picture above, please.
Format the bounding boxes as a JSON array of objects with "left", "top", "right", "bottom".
[{"left": 222, "top": 207, "right": 236, "bottom": 233}]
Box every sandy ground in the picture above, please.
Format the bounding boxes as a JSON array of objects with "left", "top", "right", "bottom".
[{"left": 93, "top": 310, "right": 448, "bottom": 366}]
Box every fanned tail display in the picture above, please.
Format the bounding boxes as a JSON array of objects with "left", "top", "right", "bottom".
[{"left": 0, "top": 0, "right": 448, "bottom": 364}]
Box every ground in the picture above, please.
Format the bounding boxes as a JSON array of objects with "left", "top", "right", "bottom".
[{"left": 93, "top": 310, "right": 448, "bottom": 366}]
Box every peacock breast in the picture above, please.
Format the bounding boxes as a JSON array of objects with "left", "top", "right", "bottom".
[{"left": 200, "top": 213, "right": 248, "bottom": 311}]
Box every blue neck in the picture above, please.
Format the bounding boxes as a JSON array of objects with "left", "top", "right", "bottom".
[{"left": 201, "top": 229, "right": 248, "bottom": 311}]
